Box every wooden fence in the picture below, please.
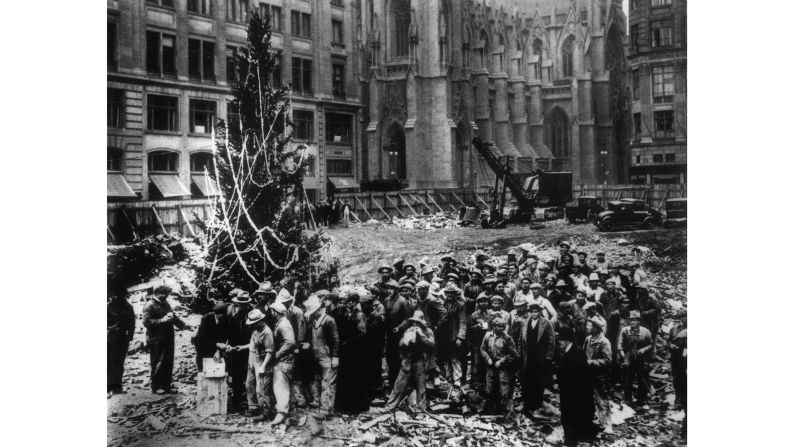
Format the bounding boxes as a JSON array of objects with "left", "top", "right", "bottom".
[
  {"left": 333, "top": 186, "right": 493, "bottom": 222},
  {"left": 573, "top": 184, "right": 687, "bottom": 209},
  {"left": 107, "top": 199, "right": 213, "bottom": 243}
]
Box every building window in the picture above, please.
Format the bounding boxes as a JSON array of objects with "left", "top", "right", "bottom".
[
  {"left": 665, "top": 153, "right": 676, "bottom": 163},
  {"left": 108, "top": 21, "right": 118, "bottom": 71},
  {"left": 332, "top": 19, "right": 344, "bottom": 44},
  {"left": 633, "top": 113, "right": 642, "bottom": 137},
  {"left": 293, "top": 110, "right": 314, "bottom": 140},
  {"left": 189, "top": 39, "right": 216, "bottom": 82},
  {"left": 187, "top": 0, "right": 211, "bottom": 15},
  {"left": 561, "top": 37, "right": 574, "bottom": 78},
  {"left": 548, "top": 108, "right": 569, "bottom": 158},
  {"left": 146, "top": 31, "right": 176, "bottom": 76},
  {"left": 651, "top": 20, "right": 672, "bottom": 47},
  {"left": 630, "top": 0, "right": 643, "bottom": 9},
  {"left": 580, "top": 9, "right": 588, "bottom": 23},
  {"left": 226, "top": 46, "right": 239, "bottom": 83},
  {"left": 392, "top": 0, "right": 410, "bottom": 57},
  {"left": 652, "top": 65, "right": 675, "bottom": 103},
  {"left": 108, "top": 89, "right": 125, "bottom": 128},
  {"left": 227, "top": 0, "right": 249, "bottom": 23},
  {"left": 108, "top": 148, "right": 124, "bottom": 172},
  {"left": 332, "top": 64, "right": 345, "bottom": 98},
  {"left": 651, "top": 0, "right": 671, "bottom": 6},
  {"left": 148, "top": 151, "right": 178, "bottom": 172},
  {"left": 635, "top": 155, "right": 640, "bottom": 165},
  {"left": 271, "top": 53, "right": 282, "bottom": 88},
  {"left": 291, "top": 57, "right": 312, "bottom": 95},
  {"left": 632, "top": 69, "right": 640, "bottom": 99},
  {"left": 146, "top": 0, "right": 174, "bottom": 8},
  {"left": 227, "top": 101, "right": 240, "bottom": 132},
  {"left": 190, "top": 152, "right": 215, "bottom": 174},
  {"left": 653, "top": 110, "right": 675, "bottom": 140},
  {"left": 327, "top": 159, "right": 353, "bottom": 176},
  {"left": 147, "top": 95, "right": 178, "bottom": 132},
  {"left": 630, "top": 24, "right": 640, "bottom": 51},
  {"left": 326, "top": 113, "right": 351, "bottom": 144},
  {"left": 260, "top": 3, "right": 282, "bottom": 31},
  {"left": 189, "top": 99, "right": 216, "bottom": 134},
  {"left": 291, "top": 11, "right": 312, "bottom": 38},
  {"left": 652, "top": 154, "right": 664, "bottom": 163}
]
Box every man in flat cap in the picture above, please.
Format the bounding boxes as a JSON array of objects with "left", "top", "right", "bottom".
[
  {"left": 490, "top": 295, "right": 510, "bottom": 327},
  {"left": 481, "top": 317, "right": 518, "bottom": 417},
  {"left": 375, "top": 264, "right": 394, "bottom": 297},
  {"left": 601, "top": 278, "right": 625, "bottom": 319},
  {"left": 526, "top": 283, "right": 558, "bottom": 324},
  {"left": 143, "top": 285, "right": 187, "bottom": 395},
  {"left": 244, "top": 308, "right": 275, "bottom": 422},
  {"left": 468, "top": 293, "right": 493, "bottom": 391},
  {"left": 193, "top": 302, "right": 231, "bottom": 372},
  {"left": 304, "top": 294, "right": 340, "bottom": 415},
  {"left": 437, "top": 285, "right": 467, "bottom": 385},
  {"left": 464, "top": 269, "right": 485, "bottom": 315},
  {"left": 577, "top": 252, "right": 592, "bottom": 277},
  {"left": 584, "top": 316, "right": 613, "bottom": 433},
  {"left": 607, "top": 296, "right": 633, "bottom": 382},
  {"left": 556, "top": 241, "right": 575, "bottom": 278},
  {"left": 385, "top": 279, "right": 414, "bottom": 387},
  {"left": 382, "top": 311, "right": 436, "bottom": 413},
  {"left": 617, "top": 311, "right": 654, "bottom": 405},
  {"left": 275, "top": 289, "right": 310, "bottom": 409},
  {"left": 520, "top": 303, "right": 556, "bottom": 417}
]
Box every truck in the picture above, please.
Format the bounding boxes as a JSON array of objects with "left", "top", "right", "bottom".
[{"left": 471, "top": 137, "right": 573, "bottom": 228}]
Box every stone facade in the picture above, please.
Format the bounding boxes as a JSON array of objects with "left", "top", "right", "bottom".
[
  {"left": 360, "top": 0, "right": 631, "bottom": 188},
  {"left": 627, "top": 0, "right": 686, "bottom": 184},
  {"left": 108, "top": 0, "right": 362, "bottom": 202}
]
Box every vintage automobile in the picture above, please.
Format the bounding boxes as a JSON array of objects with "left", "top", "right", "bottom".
[
  {"left": 663, "top": 198, "right": 687, "bottom": 227},
  {"left": 594, "top": 199, "right": 664, "bottom": 231},
  {"left": 564, "top": 196, "right": 604, "bottom": 223}
]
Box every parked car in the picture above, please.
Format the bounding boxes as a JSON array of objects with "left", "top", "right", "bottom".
[
  {"left": 663, "top": 198, "right": 687, "bottom": 227},
  {"left": 594, "top": 200, "right": 664, "bottom": 231},
  {"left": 564, "top": 196, "right": 604, "bottom": 223}
]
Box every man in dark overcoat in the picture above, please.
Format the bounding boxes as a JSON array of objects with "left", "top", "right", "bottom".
[{"left": 142, "top": 285, "right": 186, "bottom": 394}]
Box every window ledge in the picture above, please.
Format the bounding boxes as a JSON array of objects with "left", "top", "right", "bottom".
[
  {"left": 291, "top": 139, "right": 316, "bottom": 144},
  {"left": 188, "top": 12, "right": 213, "bottom": 19},
  {"left": 188, "top": 132, "right": 213, "bottom": 138},
  {"left": 145, "top": 130, "right": 181, "bottom": 136},
  {"left": 148, "top": 171, "right": 179, "bottom": 174},
  {"left": 332, "top": 42, "right": 346, "bottom": 49},
  {"left": 146, "top": 4, "right": 175, "bottom": 12},
  {"left": 292, "top": 36, "right": 312, "bottom": 42}
]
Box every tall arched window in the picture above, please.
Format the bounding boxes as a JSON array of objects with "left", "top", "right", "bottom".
[
  {"left": 391, "top": 0, "right": 410, "bottom": 58},
  {"left": 479, "top": 29, "right": 489, "bottom": 69},
  {"left": 548, "top": 108, "right": 569, "bottom": 158},
  {"left": 533, "top": 39, "right": 543, "bottom": 79},
  {"left": 562, "top": 36, "right": 574, "bottom": 78}
]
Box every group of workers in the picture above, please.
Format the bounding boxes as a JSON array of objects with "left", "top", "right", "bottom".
[{"left": 107, "top": 241, "right": 687, "bottom": 445}]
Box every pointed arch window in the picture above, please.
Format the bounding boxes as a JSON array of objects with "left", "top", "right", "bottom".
[
  {"left": 562, "top": 36, "right": 574, "bottom": 78},
  {"left": 391, "top": 0, "right": 410, "bottom": 58},
  {"left": 533, "top": 39, "right": 543, "bottom": 79},
  {"left": 548, "top": 108, "right": 569, "bottom": 158}
]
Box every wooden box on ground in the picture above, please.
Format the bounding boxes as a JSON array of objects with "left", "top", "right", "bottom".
[{"left": 196, "top": 358, "right": 228, "bottom": 416}]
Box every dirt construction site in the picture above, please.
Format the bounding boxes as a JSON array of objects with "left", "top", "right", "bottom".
[{"left": 107, "top": 220, "right": 687, "bottom": 447}]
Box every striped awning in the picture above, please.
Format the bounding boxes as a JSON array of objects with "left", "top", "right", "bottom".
[
  {"left": 107, "top": 173, "right": 137, "bottom": 198},
  {"left": 191, "top": 174, "right": 219, "bottom": 196},
  {"left": 149, "top": 174, "right": 190, "bottom": 198}
]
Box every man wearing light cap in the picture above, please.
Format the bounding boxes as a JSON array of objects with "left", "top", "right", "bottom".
[
  {"left": 586, "top": 273, "right": 605, "bottom": 303},
  {"left": 275, "top": 289, "right": 309, "bottom": 409},
  {"left": 383, "top": 310, "right": 435, "bottom": 412},
  {"left": 480, "top": 316, "right": 518, "bottom": 417},
  {"left": 546, "top": 279, "right": 572, "bottom": 311},
  {"left": 617, "top": 310, "right": 653, "bottom": 405},
  {"left": 464, "top": 269, "right": 485, "bottom": 315},
  {"left": 270, "top": 301, "right": 295, "bottom": 425},
  {"left": 244, "top": 308, "right": 275, "bottom": 422},
  {"left": 374, "top": 264, "right": 394, "bottom": 298},
  {"left": 569, "top": 264, "right": 589, "bottom": 290},
  {"left": 601, "top": 278, "right": 624, "bottom": 318},
  {"left": 489, "top": 295, "right": 510, "bottom": 328},
  {"left": 584, "top": 316, "right": 612, "bottom": 433},
  {"left": 437, "top": 285, "right": 467, "bottom": 385},
  {"left": 526, "top": 283, "right": 558, "bottom": 324},
  {"left": 304, "top": 294, "right": 340, "bottom": 414},
  {"left": 509, "top": 298, "right": 529, "bottom": 366},
  {"left": 520, "top": 303, "right": 556, "bottom": 417},
  {"left": 415, "top": 280, "right": 445, "bottom": 386},
  {"left": 385, "top": 279, "right": 414, "bottom": 387},
  {"left": 420, "top": 265, "right": 436, "bottom": 284}
]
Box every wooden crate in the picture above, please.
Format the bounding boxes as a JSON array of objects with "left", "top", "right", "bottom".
[{"left": 196, "top": 358, "right": 228, "bottom": 416}]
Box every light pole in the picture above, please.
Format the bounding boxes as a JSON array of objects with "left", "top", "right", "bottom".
[{"left": 600, "top": 149, "right": 609, "bottom": 205}]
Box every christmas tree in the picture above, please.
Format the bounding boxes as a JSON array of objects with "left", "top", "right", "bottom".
[{"left": 200, "top": 8, "right": 334, "bottom": 299}]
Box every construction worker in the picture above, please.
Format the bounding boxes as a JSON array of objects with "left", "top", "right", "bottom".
[
  {"left": 270, "top": 302, "right": 295, "bottom": 425},
  {"left": 592, "top": 252, "right": 610, "bottom": 273},
  {"left": 274, "top": 289, "right": 309, "bottom": 409},
  {"left": 526, "top": 283, "right": 558, "bottom": 324},
  {"left": 360, "top": 290, "right": 386, "bottom": 400},
  {"left": 569, "top": 264, "right": 589, "bottom": 291},
  {"left": 557, "top": 326, "right": 598, "bottom": 446},
  {"left": 547, "top": 279, "right": 572, "bottom": 311},
  {"left": 480, "top": 317, "right": 518, "bottom": 417},
  {"left": 520, "top": 303, "right": 556, "bottom": 417},
  {"left": 584, "top": 317, "right": 613, "bottom": 433},
  {"left": 383, "top": 311, "right": 435, "bottom": 412},
  {"left": 617, "top": 311, "right": 654, "bottom": 405},
  {"left": 385, "top": 280, "right": 413, "bottom": 387},
  {"left": 193, "top": 302, "right": 231, "bottom": 372},
  {"left": 577, "top": 252, "right": 592, "bottom": 277},
  {"left": 304, "top": 294, "right": 340, "bottom": 415},
  {"left": 437, "top": 285, "right": 467, "bottom": 385},
  {"left": 142, "top": 285, "right": 187, "bottom": 395},
  {"left": 244, "top": 309, "right": 275, "bottom": 422},
  {"left": 467, "top": 293, "right": 493, "bottom": 391},
  {"left": 374, "top": 264, "right": 394, "bottom": 298},
  {"left": 586, "top": 273, "right": 605, "bottom": 303},
  {"left": 226, "top": 291, "right": 253, "bottom": 409},
  {"left": 335, "top": 291, "right": 369, "bottom": 414},
  {"left": 489, "top": 295, "right": 510, "bottom": 327},
  {"left": 107, "top": 286, "right": 136, "bottom": 396},
  {"left": 601, "top": 278, "right": 624, "bottom": 318},
  {"left": 668, "top": 310, "right": 687, "bottom": 410}
]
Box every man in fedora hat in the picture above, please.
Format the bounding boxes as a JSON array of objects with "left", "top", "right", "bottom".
[
  {"left": 617, "top": 311, "right": 653, "bottom": 405},
  {"left": 446, "top": 272, "right": 461, "bottom": 289},
  {"left": 467, "top": 292, "right": 493, "bottom": 391},
  {"left": 399, "top": 262, "right": 418, "bottom": 284},
  {"left": 481, "top": 316, "right": 518, "bottom": 417},
  {"left": 143, "top": 285, "right": 187, "bottom": 395},
  {"left": 227, "top": 291, "right": 254, "bottom": 410},
  {"left": 383, "top": 310, "right": 435, "bottom": 413},
  {"left": 275, "top": 289, "right": 310, "bottom": 409},
  {"left": 252, "top": 281, "right": 277, "bottom": 313},
  {"left": 420, "top": 265, "right": 436, "bottom": 283},
  {"left": 437, "top": 285, "right": 467, "bottom": 385},
  {"left": 244, "top": 309, "right": 275, "bottom": 421},
  {"left": 391, "top": 258, "right": 405, "bottom": 282},
  {"left": 304, "top": 294, "right": 340, "bottom": 414},
  {"left": 193, "top": 302, "right": 232, "bottom": 372},
  {"left": 584, "top": 317, "right": 613, "bottom": 433},
  {"left": 270, "top": 302, "right": 295, "bottom": 425},
  {"left": 385, "top": 279, "right": 414, "bottom": 387},
  {"left": 375, "top": 264, "right": 394, "bottom": 298},
  {"left": 520, "top": 303, "right": 555, "bottom": 417},
  {"left": 546, "top": 279, "right": 572, "bottom": 311}
]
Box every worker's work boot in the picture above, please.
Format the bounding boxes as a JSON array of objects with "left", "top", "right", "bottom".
[{"left": 270, "top": 413, "right": 285, "bottom": 425}]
